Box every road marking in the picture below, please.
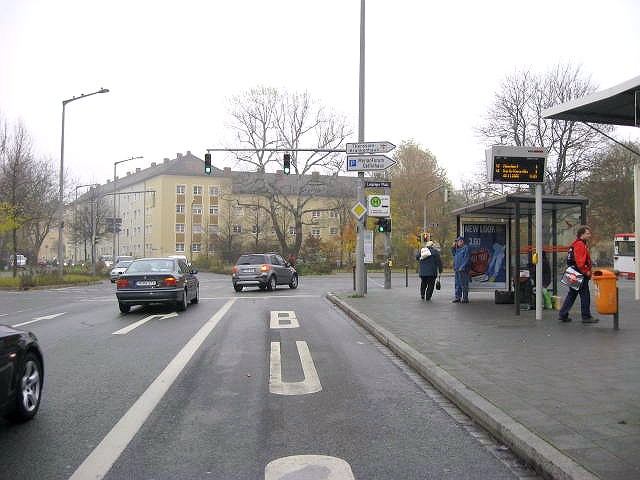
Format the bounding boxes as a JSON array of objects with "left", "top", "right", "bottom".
[
  {"left": 265, "top": 455, "right": 355, "bottom": 479},
  {"left": 269, "top": 341, "right": 322, "bottom": 395},
  {"left": 270, "top": 310, "right": 299, "bottom": 329},
  {"left": 69, "top": 298, "right": 235, "bottom": 480},
  {"left": 12, "top": 312, "right": 65, "bottom": 327},
  {"left": 201, "top": 294, "right": 320, "bottom": 300},
  {"left": 112, "top": 312, "right": 178, "bottom": 335}
]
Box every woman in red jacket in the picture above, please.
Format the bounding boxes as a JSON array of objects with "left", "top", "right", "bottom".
[{"left": 559, "top": 225, "right": 599, "bottom": 323}]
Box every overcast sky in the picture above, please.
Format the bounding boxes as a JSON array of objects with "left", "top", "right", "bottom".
[{"left": 1, "top": 0, "right": 639, "bottom": 190}]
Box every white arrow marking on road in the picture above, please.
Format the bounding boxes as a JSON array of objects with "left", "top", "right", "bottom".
[
  {"left": 69, "top": 298, "right": 235, "bottom": 480},
  {"left": 269, "top": 341, "right": 322, "bottom": 395},
  {"left": 270, "top": 311, "right": 299, "bottom": 329},
  {"left": 112, "top": 312, "right": 177, "bottom": 335},
  {"left": 12, "top": 312, "right": 65, "bottom": 328},
  {"left": 265, "top": 455, "right": 355, "bottom": 480}
]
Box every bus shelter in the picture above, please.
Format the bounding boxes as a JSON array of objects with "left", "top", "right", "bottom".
[{"left": 451, "top": 193, "right": 588, "bottom": 314}]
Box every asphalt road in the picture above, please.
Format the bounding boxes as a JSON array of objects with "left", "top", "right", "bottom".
[{"left": 0, "top": 273, "right": 528, "bottom": 479}]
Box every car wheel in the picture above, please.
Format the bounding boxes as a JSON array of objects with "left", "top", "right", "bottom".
[
  {"left": 191, "top": 285, "right": 199, "bottom": 304},
  {"left": 7, "top": 352, "right": 43, "bottom": 422},
  {"left": 259, "top": 284, "right": 267, "bottom": 291},
  {"left": 119, "top": 303, "right": 130, "bottom": 314},
  {"left": 267, "top": 275, "right": 277, "bottom": 291},
  {"left": 176, "top": 288, "right": 188, "bottom": 311},
  {"left": 289, "top": 274, "right": 298, "bottom": 289},
  {"left": 234, "top": 284, "right": 243, "bottom": 292}
]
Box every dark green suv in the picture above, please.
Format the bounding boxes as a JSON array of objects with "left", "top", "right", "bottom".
[{"left": 232, "top": 253, "right": 298, "bottom": 292}]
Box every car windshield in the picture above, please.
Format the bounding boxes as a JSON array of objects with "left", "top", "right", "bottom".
[
  {"left": 115, "top": 261, "right": 132, "bottom": 268},
  {"left": 237, "top": 254, "right": 267, "bottom": 265},
  {"left": 127, "top": 259, "right": 175, "bottom": 273}
]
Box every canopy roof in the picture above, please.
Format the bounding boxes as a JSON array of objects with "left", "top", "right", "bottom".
[
  {"left": 542, "top": 75, "right": 640, "bottom": 126},
  {"left": 451, "top": 193, "right": 587, "bottom": 218}
]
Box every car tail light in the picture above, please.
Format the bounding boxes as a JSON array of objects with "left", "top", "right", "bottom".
[
  {"left": 232, "top": 266, "right": 238, "bottom": 273},
  {"left": 163, "top": 276, "right": 178, "bottom": 287},
  {"left": 260, "top": 264, "right": 270, "bottom": 272},
  {"left": 116, "top": 278, "right": 129, "bottom": 288}
]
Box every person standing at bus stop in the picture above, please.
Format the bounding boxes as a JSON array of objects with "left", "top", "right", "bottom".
[
  {"left": 452, "top": 236, "right": 470, "bottom": 303},
  {"left": 559, "top": 225, "right": 599, "bottom": 323}
]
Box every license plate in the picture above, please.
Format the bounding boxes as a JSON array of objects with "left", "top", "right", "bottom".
[
  {"left": 137, "top": 280, "right": 156, "bottom": 286},
  {"left": 243, "top": 268, "right": 255, "bottom": 273}
]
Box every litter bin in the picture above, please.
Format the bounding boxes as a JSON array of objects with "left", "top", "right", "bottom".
[{"left": 592, "top": 269, "right": 617, "bottom": 314}]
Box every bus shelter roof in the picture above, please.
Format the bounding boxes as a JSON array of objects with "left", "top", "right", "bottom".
[
  {"left": 542, "top": 75, "right": 640, "bottom": 126},
  {"left": 450, "top": 193, "right": 588, "bottom": 218}
]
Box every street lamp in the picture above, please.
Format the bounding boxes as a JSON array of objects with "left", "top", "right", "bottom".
[
  {"left": 113, "top": 156, "right": 143, "bottom": 260},
  {"left": 58, "top": 88, "right": 109, "bottom": 276},
  {"left": 422, "top": 183, "right": 446, "bottom": 243},
  {"left": 74, "top": 183, "right": 99, "bottom": 265}
]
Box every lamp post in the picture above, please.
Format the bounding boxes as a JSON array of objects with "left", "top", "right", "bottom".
[
  {"left": 74, "top": 183, "right": 99, "bottom": 265},
  {"left": 58, "top": 88, "right": 109, "bottom": 276},
  {"left": 112, "top": 156, "right": 143, "bottom": 260},
  {"left": 422, "top": 183, "right": 446, "bottom": 243}
]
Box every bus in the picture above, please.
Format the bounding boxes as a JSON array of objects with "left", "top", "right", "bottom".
[{"left": 614, "top": 233, "right": 635, "bottom": 278}]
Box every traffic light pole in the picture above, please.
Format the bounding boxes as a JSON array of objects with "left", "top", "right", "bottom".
[
  {"left": 384, "top": 171, "right": 391, "bottom": 289},
  {"left": 355, "top": 0, "right": 366, "bottom": 296}
]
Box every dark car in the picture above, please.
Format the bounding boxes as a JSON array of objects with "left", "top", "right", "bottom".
[
  {"left": 115, "top": 257, "right": 199, "bottom": 313},
  {"left": 232, "top": 253, "right": 298, "bottom": 292},
  {"left": 0, "top": 325, "right": 44, "bottom": 422}
]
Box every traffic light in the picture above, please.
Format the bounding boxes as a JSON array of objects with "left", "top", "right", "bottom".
[
  {"left": 422, "top": 232, "right": 430, "bottom": 242},
  {"left": 204, "top": 153, "right": 212, "bottom": 175},
  {"left": 376, "top": 217, "right": 391, "bottom": 233},
  {"left": 283, "top": 153, "right": 291, "bottom": 175}
]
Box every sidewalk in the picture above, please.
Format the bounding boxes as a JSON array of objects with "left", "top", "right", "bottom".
[{"left": 327, "top": 273, "right": 640, "bottom": 480}]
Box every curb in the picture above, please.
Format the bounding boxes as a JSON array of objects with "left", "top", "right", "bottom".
[{"left": 327, "top": 292, "right": 599, "bottom": 480}]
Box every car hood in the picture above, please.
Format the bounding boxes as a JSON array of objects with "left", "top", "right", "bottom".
[{"left": 0, "top": 324, "right": 25, "bottom": 336}]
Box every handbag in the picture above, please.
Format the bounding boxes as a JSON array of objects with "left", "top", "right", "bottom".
[
  {"left": 435, "top": 278, "right": 441, "bottom": 290},
  {"left": 561, "top": 266, "right": 583, "bottom": 290}
]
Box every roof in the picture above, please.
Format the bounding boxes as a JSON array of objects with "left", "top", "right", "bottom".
[
  {"left": 451, "top": 193, "right": 588, "bottom": 218},
  {"left": 542, "top": 75, "right": 640, "bottom": 126}
]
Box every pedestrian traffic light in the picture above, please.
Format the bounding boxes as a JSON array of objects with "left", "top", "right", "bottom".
[
  {"left": 204, "top": 153, "right": 212, "bottom": 175},
  {"left": 376, "top": 217, "right": 391, "bottom": 232},
  {"left": 283, "top": 153, "right": 291, "bottom": 175}
]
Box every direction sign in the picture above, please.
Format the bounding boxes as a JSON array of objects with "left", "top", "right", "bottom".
[
  {"left": 364, "top": 181, "right": 391, "bottom": 188},
  {"left": 347, "top": 155, "right": 396, "bottom": 171},
  {"left": 346, "top": 141, "right": 396, "bottom": 155}
]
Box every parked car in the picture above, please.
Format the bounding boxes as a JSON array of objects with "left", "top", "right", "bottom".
[
  {"left": 0, "top": 325, "right": 44, "bottom": 422},
  {"left": 232, "top": 253, "right": 298, "bottom": 292},
  {"left": 110, "top": 260, "right": 133, "bottom": 283},
  {"left": 115, "top": 255, "right": 134, "bottom": 264},
  {"left": 115, "top": 257, "right": 199, "bottom": 313}
]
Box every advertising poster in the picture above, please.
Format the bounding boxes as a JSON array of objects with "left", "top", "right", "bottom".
[{"left": 462, "top": 222, "right": 508, "bottom": 290}]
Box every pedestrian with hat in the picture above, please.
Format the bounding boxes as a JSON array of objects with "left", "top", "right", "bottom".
[
  {"left": 452, "top": 236, "right": 471, "bottom": 303},
  {"left": 416, "top": 240, "right": 443, "bottom": 301}
]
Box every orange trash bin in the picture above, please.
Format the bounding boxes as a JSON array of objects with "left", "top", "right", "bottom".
[{"left": 592, "top": 269, "right": 617, "bottom": 314}]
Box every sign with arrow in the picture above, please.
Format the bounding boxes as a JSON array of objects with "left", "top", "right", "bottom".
[
  {"left": 346, "top": 141, "right": 396, "bottom": 155},
  {"left": 346, "top": 155, "right": 396, "bottom": 172}
]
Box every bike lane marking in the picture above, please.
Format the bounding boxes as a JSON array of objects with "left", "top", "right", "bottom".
[{"left": 68, "top": 298, "right": 236, "bottom": 480}]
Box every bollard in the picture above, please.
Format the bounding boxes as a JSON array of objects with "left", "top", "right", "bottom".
[
  {"left": 405, "top": 264, "right": 409, "bottom": 288},
  {"left": 353, "top": 265, "right": 356, "bottom": 291}
]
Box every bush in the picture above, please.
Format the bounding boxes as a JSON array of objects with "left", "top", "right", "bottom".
[{"left": 295, "top": 262, "right": 334, "bottom": 275}]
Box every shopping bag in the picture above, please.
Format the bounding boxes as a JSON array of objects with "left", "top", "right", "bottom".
[
  {"left": 561, "top": 266, "right": 583, "bottom": 290},
  {"left": 435, "top": 278, "right": 441, "bottom": 290}
]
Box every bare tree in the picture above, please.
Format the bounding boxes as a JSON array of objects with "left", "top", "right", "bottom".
[
  {"left": 225, "top": 87, "right": 353, "bottom": 258},
  {"left": 477, "top": 64, "right": 610, "bottom": 194}
]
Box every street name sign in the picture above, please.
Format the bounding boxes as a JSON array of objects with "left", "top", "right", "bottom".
[
  {"left": 347, "top": 155, "right": 396, "bottom": 171},
  {"left": 364, "top": 181, "right": 391, "bottom": 188},
  {"left": 346, "top": 141, "right": 396, "bottom": 155}
]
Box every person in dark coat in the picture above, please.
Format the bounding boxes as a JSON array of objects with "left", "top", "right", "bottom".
[{"left": 415, "top": 241, "right": 443, "bottom": 301}]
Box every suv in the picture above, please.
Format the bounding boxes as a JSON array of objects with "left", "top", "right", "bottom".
[{"left": 232, "top": 253, "right": 298, "bottom": 292}]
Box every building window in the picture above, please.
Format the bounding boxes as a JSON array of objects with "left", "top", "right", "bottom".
[
  {"left": 208, "top": 224, "right": 219, "bottom": 234},
  {"left": 233, "top": 206, "right": 244, "bottom": 216},
  {"left": 330, "top": 227, "right": 338, "bottom": 235},
  {"left": 176, "top": 243, "right": 185, "bottom": 252},
  {"left": 232, "top": 225, "right": 242, "bottom": 233},
  {"left": 251, "top": 225, "right": 260, "bottom": 234},
  {"left": 176, "top": 185, "right": 185, "bottom": 194},
  {"left": 311, "top": 210, "right": 321, "bottom": 218},
  {"left": 176, "top": 223, "right": 185, "bottom": 233},
  {"left": 288, "top": 226, "right": 296, "bottom": 235},
  {"left": 209, "top": 186, "right": 219, "bottom": 197},
  {"left": 330, "top": 210, "right": 339, "bottom": 219},
  {"left": 191, "top": 243, "right": 201, "bottom": 253},
  {"left": 193, "top": 224, "right": 202, "bottom": 234},
  {"left": 193, "top": 185, "right": 203, "bottom": 195},
  {"left": 192, "top": 205, "right": 203, "bottom": 214},
  {"left": 176, "top": 204, "right": 185, "bottom": 214},
  {"left": 209, "top": 205, "right": 219, "bottom": 215},
  {"left": 311, "top": 229, "right": 321, "bottom": 236}
]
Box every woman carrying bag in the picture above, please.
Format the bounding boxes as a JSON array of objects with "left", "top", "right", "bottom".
[{"left": 415, "top": 240, "right": 443, "bottom": 301}]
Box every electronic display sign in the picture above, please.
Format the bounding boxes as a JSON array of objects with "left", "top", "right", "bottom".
[{"left": 486, "top": 146, "right": 548, "bottom": 184}]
